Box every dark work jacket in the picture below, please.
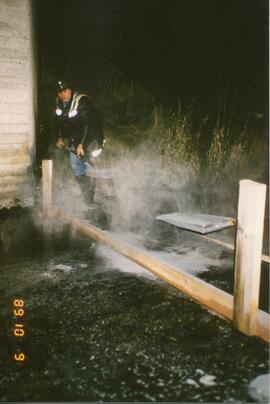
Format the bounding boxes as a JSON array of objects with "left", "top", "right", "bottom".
[{"left": 55, "top": 91, "right": 103, "bottom": 148}]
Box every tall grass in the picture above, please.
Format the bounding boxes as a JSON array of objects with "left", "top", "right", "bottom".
[
  {"left": 152, "top": 105, "right": 267, "bottom": 214},
  {"left": 152, "top": 104, "right": 200, "bottom": 175}
]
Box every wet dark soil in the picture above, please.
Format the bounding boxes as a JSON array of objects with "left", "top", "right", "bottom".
[{"left": 0, "top": 210, "right": 268, "bottom": 402}]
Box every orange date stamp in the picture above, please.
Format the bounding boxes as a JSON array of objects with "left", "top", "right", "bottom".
[{"left": 13, "top": 299, "right": 26, "bottom": 362}]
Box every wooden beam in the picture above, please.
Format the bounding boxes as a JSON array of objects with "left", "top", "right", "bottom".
[
  {"left": 52, "top": 208, "right": 269, "bottom": 342},
  {"left": 198, "top": 234, "right": 270, "bottom": 264},
  {"left": 42, "top": 160, "right": 53, "bottom": 216},
  {"left": 233, "top": 180, "right": 267, "bottom": 336}
]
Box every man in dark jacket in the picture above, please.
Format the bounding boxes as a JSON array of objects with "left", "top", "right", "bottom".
[{"left": 55, "top": 79, "right": 104, "bottom": 204}]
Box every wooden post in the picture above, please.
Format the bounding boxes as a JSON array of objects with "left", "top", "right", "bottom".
[
  {"left": 233, "top": 180, "right": 266, "bottom": 335},
  {"left": 42, "top": 160, "right": 53, "bottom": 216}
]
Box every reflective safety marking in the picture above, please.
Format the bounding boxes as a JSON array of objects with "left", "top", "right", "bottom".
[
  {"left": 56, "top": 93, "right": 88, "bottom": 119},
  {"left": 91, "top": 148, "right": 102, "bottom": 157},
  {"left": 68, "top": 110, "right": 78, "bottom": 118},
  {"left": 68, "top": 92, "right": 88, "bottom": 118}
]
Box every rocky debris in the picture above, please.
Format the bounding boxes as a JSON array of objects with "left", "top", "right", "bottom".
[{"left": 199, "top": 375, "right": 217, "bottom": 386}]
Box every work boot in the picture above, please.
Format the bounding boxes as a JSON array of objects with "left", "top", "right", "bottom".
[{"left": 76, "top": 174, "right": 96, "bottom": 205}]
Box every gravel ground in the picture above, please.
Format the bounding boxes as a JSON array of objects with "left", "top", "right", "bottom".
[{"left": 0, "top": 212, "right": 269, "bottom": 402}]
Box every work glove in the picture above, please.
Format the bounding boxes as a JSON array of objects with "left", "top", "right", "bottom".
[{"left": 56, "top": 138, "right": 65, "bottom": 149}]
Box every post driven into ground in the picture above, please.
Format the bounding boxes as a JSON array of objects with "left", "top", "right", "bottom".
[{"left": 233, "top": 179, "right": 267, "bottom": 336}]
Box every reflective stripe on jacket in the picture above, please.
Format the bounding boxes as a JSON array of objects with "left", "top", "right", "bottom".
[{"left": 55, "top": 91, "right": 103, "bottom": 148}]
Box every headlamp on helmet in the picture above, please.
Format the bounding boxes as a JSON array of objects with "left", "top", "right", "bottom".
[{"left": 56, "top": 79, "right": 70, "bottom": 93}]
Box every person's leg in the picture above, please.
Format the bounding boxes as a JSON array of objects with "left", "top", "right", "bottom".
[
  {"left": 75, "top": 175, "right": 95, "bottom": 204},
  {"left": 70, "top": 147, "right": 95, "bottom": 204},
  {"left": 70, "top": 146, "right": 86, "bottom": 176},
  {"left": 84, "top": 143, "right": 97, "bottom": 203}
]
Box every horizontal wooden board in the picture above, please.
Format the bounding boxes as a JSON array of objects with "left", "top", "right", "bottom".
[
  {"left": 0, "top": 174, "right": 28, "bottom": 186},
  {"left": 0, "top": 149, "right": 29, "bottom": 160},
  {"left": 0, "top": 104, "right": 28, "bottom": 114},
  {"left": 0, "top": 48, "right": 28, "bottom": 60},
  {"left": 0, "top": 61, "right": 27, "bottom": 75},
  {"left": 0, "top": 82, "right": 28, "bottom": 91},
  {"left": 0, "top": 162, "right": 29, "bottom": 176},
  {"left": 0, "top": 183, "right": 27, "bottom": 194},
  {"left": 0, "top": 0, "right": 27, "bottom": 12},
  {"left": 0, "top": 83, "right": 28, "bottom": 92},
  {"left": 0, "top": 73, "right": 28, "bottom": 82},
  {"left": 0, "top": 26, "right": 27, "bottom": 40},
  {"left": 0, "top": 114, "right": 28, "bottom": 124},
  {"left": 0, "top": 154, "right": 30, "bottom": 165},
  {"left": 0, "top": 37, "right": 28, "bottom": 50},
  {"left": 0, "top": 90, "right": 29, "bottom": 102},
  {"left": 0, "top": 183, "right": 33, "bottom": 208},
  {"left": 0, "top": 133, "right": 30, "bottom": 144},
  {"left": 0, "top": 143, "right": 28, "bottom": 152},
  {"left": 0, "top": 12, "right": 28, "bottom": 29},
  {"left": 0, "top": 75, "right": 27, "bottom": 85},
  {"left": 0, "top": 123, "right": 29, "bottom": 133}
]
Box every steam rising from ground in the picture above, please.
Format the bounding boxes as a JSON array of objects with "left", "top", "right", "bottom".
[
  {"left": 100, "top": 147, "right": 195, "bottom": 233},
  {"left": 39, "top": 145, "right": 235, "bottom": 279},
  {"left": 53, "top": 145, "right": 195, "bottom": 234},
  {"left": 96, "top": 244, "right": 156, "bottom": 278}
]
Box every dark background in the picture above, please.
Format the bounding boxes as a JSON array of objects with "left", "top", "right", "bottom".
[{"left": 36, "top": 0, "right": 268, "bottom": 116}]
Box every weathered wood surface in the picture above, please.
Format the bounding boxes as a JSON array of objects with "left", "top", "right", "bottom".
[
  {"left": 158, "top": 213, "right": 269, "bottom": 263},
  {"left": 0, "top": 175, "right": 29, "bottom": 186},
  {"left": 0, "top": 163, "right": 30, "bottom": 176},
  {"left": 0, "top": 0, "right": 35, "bottom": 208},
  {"left": 52, "top": 207, "right": 269, "bottom": 342},
  {"left": 0, "top": 133, "right": 29, "bottom": 145},
  {"left": 197, "top": 234, "right": 270, "bottom": 264},
  {"left": 42, "top": 160, "right": 53, "bottom": 215},
  {"left": 233, "top": 180, "right": 267, "bottom": 336}
]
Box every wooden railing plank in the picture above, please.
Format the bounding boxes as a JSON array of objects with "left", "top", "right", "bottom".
[{"left": 52, "top": 207, "right": 269, "bottom": 343}]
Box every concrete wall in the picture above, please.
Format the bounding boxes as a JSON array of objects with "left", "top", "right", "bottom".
[{"left": 0, "top": 0, "right": 35, "bottom": 208}]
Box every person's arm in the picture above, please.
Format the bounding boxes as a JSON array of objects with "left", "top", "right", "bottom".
[
  {"left": 78, "top": 97, "right": 104, "bottom": 148},
  {"left": 56, "top": 137, "right": 65, "bottom": 149},
  {"left": 55, "top": 121, "right": 65, "bottom": 149}
]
